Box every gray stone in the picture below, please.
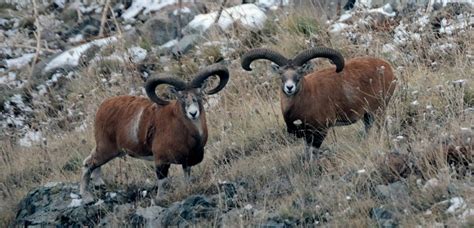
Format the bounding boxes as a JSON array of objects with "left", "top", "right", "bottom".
[
  {"left": 141, "top": 15, "right": 177, "bottom": 45},
  {"left": 171, "top": 34, "right": 202, "bottom": 56},
  {"left": 131, "top": 206, "right": 165, "bottom": 227},
  {"left": 161, "top": 195, "right": 217, "bottom": 226},
  {"left": 371, "top": 207, "right": 398, "bottom": 228},
  {"left": 375, "top": 181, "right": 409, "bottom": 201}
]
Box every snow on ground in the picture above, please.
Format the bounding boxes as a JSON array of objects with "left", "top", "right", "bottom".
[
  {"left": 43, "top": 36, "right": 117, "bottom": 73},
  {"left": 4, "top": 53, "right": 35, "bottom": 69},
  {"left": 18, "top": 129, "right": 43, "bottom": 147},
  {"left": 186, "top": 4, "right": 267, "bottom": 33},
  {"left": 128, "top": 46, "right": 148, "bottom": 63},
  {"left": 122, "top": 0, "right": 191, "bottom": 21},
  {"left": 160, "top": 39, "right": 178, "bottom": 49},
  {"left": 256, "top": 0, "right": 289, "bottom": 10},
  {"left": 367, "top": 3, "right": 395, "bottom": 17}
]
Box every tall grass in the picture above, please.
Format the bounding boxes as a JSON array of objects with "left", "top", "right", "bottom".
[{"left": 1, "top": 3, "right": 472, "bottom": 226}]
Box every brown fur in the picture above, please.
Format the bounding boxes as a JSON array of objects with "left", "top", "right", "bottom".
[
  {"left": 282, "top": 57, "right": 396, "bottom": 146},
  {"left": 87, "top": 95, "right": 208, "bottom": 168}
]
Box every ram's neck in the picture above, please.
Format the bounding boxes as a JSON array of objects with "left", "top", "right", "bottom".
[{"left": 173, "top": 103, "right": 207, "bottom": 145}]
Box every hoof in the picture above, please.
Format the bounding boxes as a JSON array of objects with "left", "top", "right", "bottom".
[
  {"left": 153, "top": 192, "right": 170, "bottom": 206},
  {"left": 92, "top": 178, "right": 106, "bottom": 187},
  {"left": 81, "top": 192, "right": 95, "bottom": 205}
]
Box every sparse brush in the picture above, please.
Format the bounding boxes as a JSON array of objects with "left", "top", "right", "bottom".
[{"left": 1, "top": 2, "right": 473, "bottom": 227}]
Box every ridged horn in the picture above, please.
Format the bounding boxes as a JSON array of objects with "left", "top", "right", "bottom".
[
  {"left": 292, "top": 47, "right": 345, "bottom": 72},
  {"left": 190, "top": 63, "right": 230, "bottom": 95},
  {"left": 145, "top": 77, "right": 187, "bottom": 105},
  {"left": 241, "top": 48, "right": 289, "bottom": 71}
]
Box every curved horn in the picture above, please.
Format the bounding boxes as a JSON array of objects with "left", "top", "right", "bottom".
[
  {"left": 292, "top": 47, "right": 345, "bottom": 72},
  {"left": 145, "top": 77, "right": 187, "bottom": 105},
  {"left": 241, "top": 48, "right": 289, "bottom": 71},
  {"left": 190, "top": 64, "right": 229, "bottom": 95}
]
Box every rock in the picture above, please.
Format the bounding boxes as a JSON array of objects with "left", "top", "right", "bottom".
[
  {"left": 375, "top": 181, "right": 409, "bottom": 201},
  {"left": 183, "top": 4, "right": 266, "bottom": 34},
  {"left": 12, "top": 181, "right": 225, "bottom": 226},
  {"left": 218, "top": 181, "right": 239, "bottom": 209},
  {"left": 12, "top": 182, "right": 104, "bottom": 226},
  {"left": 131, "top": 206, "right": 165, "bottom": 227},
  {"left": 140, "top": 15, "right": 177, "bottom": 45},
  {"left": 371, "top": 207, "right": 398, "bottom": 228},
  {"left": 171, "top": 34, "right": 202, "bottom": 56},
  {"left": 139, "top": 3, "right": 203, "bottom": 45},
  {"left": 219, "top": 208, "right": 244, "bottom": 226},
  {"left": 161, "top": 195, "right": 217, "bottom": 226}
]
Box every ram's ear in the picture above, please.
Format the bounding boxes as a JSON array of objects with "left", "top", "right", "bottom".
[
  {"left": 168, "top": 86, "right": 179, "bottom": 95},
  {"left": 270, "top": 63, "right": 283, "bottom": 74},
  {"left": 296, "top": 63, "right": 313, "bottom": 75}
]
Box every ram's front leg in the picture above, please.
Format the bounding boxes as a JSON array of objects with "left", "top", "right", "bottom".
[
  {"left": 304, "top": 129, "right": 327, "bottom": 162},
  {"left": 155, "top": 162, "right": 170, "bottom": 199}
]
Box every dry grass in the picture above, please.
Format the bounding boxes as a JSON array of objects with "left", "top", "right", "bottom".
[{"left": 1, "top": 3, "right": 473, "bottom": 227}]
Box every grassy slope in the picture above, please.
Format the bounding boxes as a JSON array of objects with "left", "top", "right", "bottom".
[{"left": 1, "top": 4, "right": 473, "bottom": 226}]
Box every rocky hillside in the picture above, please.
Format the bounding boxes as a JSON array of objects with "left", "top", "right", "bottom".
[{"left": 1, "top": 0, "right": 472, "bottom": 226}]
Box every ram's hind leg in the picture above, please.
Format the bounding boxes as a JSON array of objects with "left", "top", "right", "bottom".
[{"left": 80, "top": 145, "right": 120, "bottom": 202}]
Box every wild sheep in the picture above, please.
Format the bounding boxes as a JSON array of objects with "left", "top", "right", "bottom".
[
  {"left": 80, "top": 64, "right": 229, "bottom": 201},
  {"left": 241, "top": 47, "right": 396, "bottom": 160}
]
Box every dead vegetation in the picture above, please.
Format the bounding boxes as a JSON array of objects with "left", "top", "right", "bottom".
[{"left": 0, "top": 1, "right": 473, "bottom": 227}]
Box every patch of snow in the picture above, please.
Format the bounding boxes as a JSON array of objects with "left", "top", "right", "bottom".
[
  {"left": 173, "top": 7, "right": 191, "bottom": 15},
  {"left": 70, "top": 193, "right": 80, "bottom": 199},
  {"left": 329, "top": 23, "right": 349, "bottom": 34},
  {"left": 128, "top": 46, "right": 147, "bottom": 63},
  {"left": 68, "top": 34, "right": 84, "bottom": 43},
  {"left": 244, "top": 204, "right": 253, "bottom": 210},
  {"left": 43, "top": 36, "right": 117, "bottom": 73},
  {"left": 44, "top": 182, "right": 61, "bottom": 188},
  {"left": 4, "top": 53, "right": 35, "bottom": 69},
  {"left": 446, "top": 197, "right": 466, "bottom": 214},
  {"left": 357, "top": 169, "right": 366, "bottom": 174},
  {"left": 0, "top": 72, "right": 16, "bottom": 85},
  {"left": 338, "top": 13, "right": 353, "bottom": 22},
  {"left": 357, "top": 0, "right": 372, "bottom": 8},
  {"left": 368, "top": 3, "right": 395, "bottom": 17},
  {"left": 160, "top": 39, "right": 178, "bottom": 49},
  {"left": 68, "top": 198, "right": 83, "bottom": 207},
  {"left": 411, "top": 100, "right": 419, "bottom": 106},
  {"left": 18, "top": 129, "right": 42, "bottom": 147},
  {"left": 256, "top": 0, "right": 289, "bottom": 9},
  {"left": 94, "top": 199, "right": 104, "bottom": 206},
  {"left": 186, "top": 4, "right": 267, "bottom": 33},
  {"left": 107, "top": 192, "right": 117, "bottom": 198},
  {"left": 54, "top": 0, "right": 66, "bottom": 8},
  {"left": 122, "top": 0, "right": 189, "bottom": 21}
]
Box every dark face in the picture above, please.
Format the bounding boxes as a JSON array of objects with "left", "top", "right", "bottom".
[
  {"left": 272, "top": 64, "right": 312, "bottom": 96},
  {"left": 172, "top": 88, "right": 203, "bottom": 120}
]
